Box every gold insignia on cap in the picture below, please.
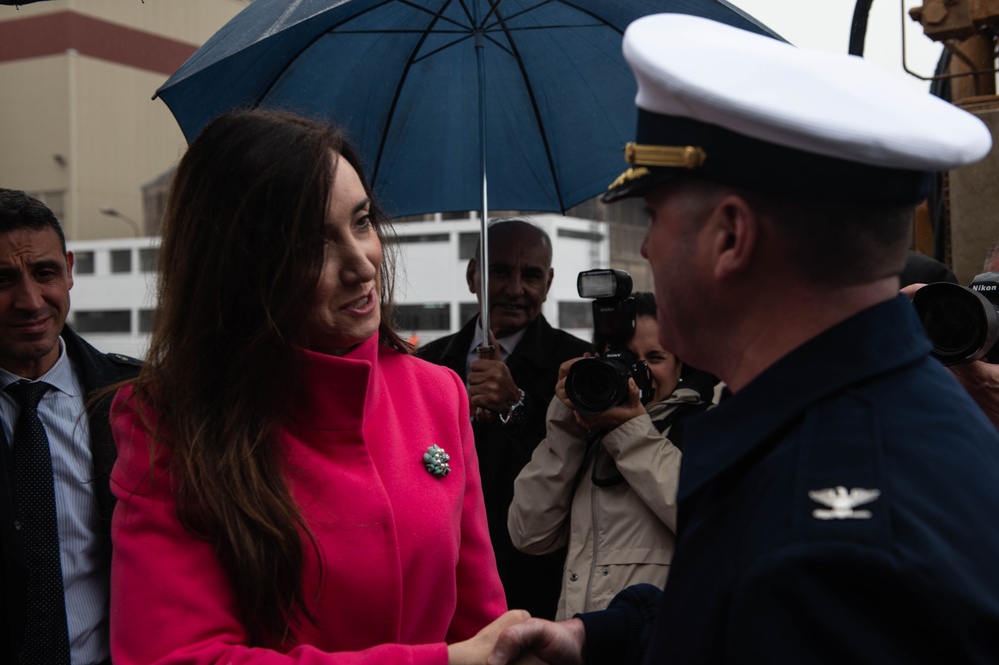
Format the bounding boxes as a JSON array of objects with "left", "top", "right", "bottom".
[
  {"left": 625, "top": 143, "right": 707, "bottom": 169},
  {"left": 606, "top": 167, "right": 651, "bottom": 191}
]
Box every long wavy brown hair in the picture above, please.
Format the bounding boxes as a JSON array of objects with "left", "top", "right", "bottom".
[{"left": 130, "top": 109, "right": 410, "bottom": 646}]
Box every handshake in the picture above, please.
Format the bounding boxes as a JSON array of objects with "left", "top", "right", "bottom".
[{"left": 448, "top": 611, "right": 584, "bottom": 665}]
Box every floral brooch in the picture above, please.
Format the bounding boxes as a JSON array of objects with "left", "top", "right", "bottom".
[{"left": 423, "top": 444, "right": 451, "bottom": 478}]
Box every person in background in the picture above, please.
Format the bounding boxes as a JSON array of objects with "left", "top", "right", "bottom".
[
  {"left": 107, "top": 109, "right": 521, "bottom": 665},
  {"left": 951, "top": 238, "right": 999, "bottom": 428},
  {"left": 417, "top": 217, "right": 592, "bottom": 620},
  {"left": 903, "top": 237, "right": 999, "bottom": 429},
  {"left": 899, "top": 249, "right": 958, "bottom": 287},
  {"left": 509, "top": 291, "right": 710, "bottom": 620},
  {"left": 488, "top": 13, "right": 999, "bottom": 665},
  {"left": 0, "top": 188, "right": 141, "bottom": 665}
]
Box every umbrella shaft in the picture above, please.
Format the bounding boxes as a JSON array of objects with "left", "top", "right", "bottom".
[{"left": 476, "top": 18, "right": 490, "bottom": 339}]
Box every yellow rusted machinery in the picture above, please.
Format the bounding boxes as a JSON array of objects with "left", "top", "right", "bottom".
[{"left": 907, "top": 0, "right": 999, "bottom": 282}]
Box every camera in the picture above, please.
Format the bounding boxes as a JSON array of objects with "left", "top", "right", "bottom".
[
  {"left": 564, "top": 269, "right": 654, "bottom": 417},
  {"left": 912, "top": 271, "right": 999, "bottom": 366}
]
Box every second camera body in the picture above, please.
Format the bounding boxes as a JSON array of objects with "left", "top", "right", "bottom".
[
  {"left": 564, "top": 269, "right": 653, "bottom": 417},
  {"left": 912, "top": 271, "right": 999, "bottom": 366}
]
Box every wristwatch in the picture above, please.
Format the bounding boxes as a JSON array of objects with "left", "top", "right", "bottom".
[{"left": 499, "top": 388, "right": 525, "bottom": 425}]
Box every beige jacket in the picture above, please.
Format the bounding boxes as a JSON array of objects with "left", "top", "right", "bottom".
[{"left": 508, "top": 389, "right": 706, "bottom": 619}]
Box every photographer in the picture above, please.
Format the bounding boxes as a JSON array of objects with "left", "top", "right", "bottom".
[
  {"left": 508, "top": 291, "right": 712, "bottom": 620},
  {"left": 902, "top": 239, "right": 999, "bottom": 430}
]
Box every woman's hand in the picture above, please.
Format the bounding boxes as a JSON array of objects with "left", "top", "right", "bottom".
[
  {"left": 900, "top": 283, "right": 925, "bottom": 300},
  {"left": 448, "top": 610, "right": 532, "bottom": 665},
  {"left": 554, "top": 355, "right": 589, "bottom": 409},
  {"left": 555, "top": 355, "right": 646, "bottom": 431},
  {"left": 557, "top": 355, "right": 646, "bottom": 430},
  {"left": 487, "top": 617, "right": 586, "bottom": 665}
]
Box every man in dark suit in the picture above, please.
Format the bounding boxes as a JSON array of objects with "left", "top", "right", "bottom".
[
  {"left": 488, "top": 14, "right": 999, "bottom": 665},
  {"left": 418, "top": 217, "right": 591, "bottom": 620},
  {"left": 0, "top": 188, "right": 140, "bottom": 665}
]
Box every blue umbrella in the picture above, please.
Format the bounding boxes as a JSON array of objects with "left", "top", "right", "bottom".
[
  {"left": 154, "top": 0, "right": 778, "bottom": 336},
  {"left": 156, "top": 0, "right": 777, "bottom": 218}
]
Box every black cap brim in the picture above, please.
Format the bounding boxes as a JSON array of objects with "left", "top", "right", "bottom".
[{"left": 601, "top": 167, "right": 683, "bottom": 203}]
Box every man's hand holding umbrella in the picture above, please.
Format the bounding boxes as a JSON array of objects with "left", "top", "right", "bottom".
[{"left": 470, "top": 331, "right": 524, "bottom": 424}]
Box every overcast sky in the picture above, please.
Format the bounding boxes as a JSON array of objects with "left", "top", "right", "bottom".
[{"left": 728, "top": 0, "right": 945, "bottom": 92}]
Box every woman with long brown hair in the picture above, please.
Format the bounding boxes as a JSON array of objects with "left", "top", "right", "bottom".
[{"left": 108, "top": 110, "right": 518, "bottom": 664}]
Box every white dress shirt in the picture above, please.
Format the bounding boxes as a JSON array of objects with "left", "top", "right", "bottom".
[
  {"left": 464, "top": 317, "right": 527, "bottom": 378},
  {"left": 1, "top": 339, "right": 110, "bottom": 665}
]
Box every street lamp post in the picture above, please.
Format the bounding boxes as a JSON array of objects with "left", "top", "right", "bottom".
[{"left": 99, "top": 206, "right": 141, "bottom": 237}]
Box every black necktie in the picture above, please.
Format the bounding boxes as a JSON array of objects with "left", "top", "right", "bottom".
[{"left": 7, "top": 380, "right": 71, "bottom": 665}]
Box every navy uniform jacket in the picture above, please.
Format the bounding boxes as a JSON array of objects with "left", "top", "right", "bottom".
[
  {"left": 0, "top": 325, "right": 141, "bottom": 664},
  {"left": 418, "top": 314, "right": 592, "bottom": 619},
  {"left": 582, "top": 295, "right": 999, "bottom": 664}
]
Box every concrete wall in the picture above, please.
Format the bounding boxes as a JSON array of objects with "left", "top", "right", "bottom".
[{"left": 0, "top": 1, "right": 246, "bottom": 239}]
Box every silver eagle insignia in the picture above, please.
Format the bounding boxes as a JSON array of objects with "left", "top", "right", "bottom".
[{"left": 808, "top": 486, "right": 881, "bottom": 520}]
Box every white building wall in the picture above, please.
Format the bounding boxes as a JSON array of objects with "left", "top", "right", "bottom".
[
  {"left": 66, "top": 236, "right": 160, "bottom": 358},
  {"left": 67, "top": 214, "right": 609, "bottom": 359},
  {"left": 392, "top": 214, "right": 608, "bottom": 346}
]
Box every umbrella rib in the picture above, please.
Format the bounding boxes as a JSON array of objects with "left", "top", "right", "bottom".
[
  {"left": 455, "top": 0, "right": 483, "bottom": 28},
  {"left": 413, "top": 34, "right": 476, "bottom": 63},
  {"left": 328, "top": 28, "right": 477, "bottom": 63},
  {"left": 253, "top": 0, "right": 625, "bottom": 212},
  {"left": 371, "top": 0, "right": 459, "bottom": 185},
  {"left": 331, "top": 28, "right": 472, "bottom": 33},
  {"left": 479, "top": 0, "right": 608, "bottom": 33},
  {"left": 481, "top": 0, "right": 555, "bottom": 29},
  {"left": 256, "top": 0, "right": 479, "bottom": 106},
  {"left": 535, "top": 1, "right": 622, "bottom": 34},
  {"left": 255, "top": 0, "right": 404, "bottom": 103},
  {"left": 394, "top": 0, "right": 473, "bottom": 31},
  {"left": 484, "top": 23, "right": 605, "bottom": 31},
  {"left": 479, "top": 0, "right": 623, "bottom": 211},
  {"left": 487, "top": 0, "right": 565, "bottom": 212}
]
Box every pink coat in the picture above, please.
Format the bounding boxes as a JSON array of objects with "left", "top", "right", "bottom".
[{"left": 109, "top": 335, "right": 506, "bottom": 664}]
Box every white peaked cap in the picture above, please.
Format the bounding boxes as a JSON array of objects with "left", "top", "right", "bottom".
[{"left": 604, "top": 13, "right": 993, "bottom": 204}]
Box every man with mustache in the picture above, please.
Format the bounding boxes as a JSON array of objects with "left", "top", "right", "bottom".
[
  {"left": 418, "top": 217, "right": 591, "bottom": 620},
  {"left": 0, "top": 188, "right": 140, "bottom": 665}
]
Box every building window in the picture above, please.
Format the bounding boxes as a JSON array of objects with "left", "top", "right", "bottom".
[
  {"left": 392, "top": 233, "right": 449, "bottom": 244},
  {"left": 557, "top": 228, "right": 605, "bottom": 242},
  {"left": 458, "top": 232, "right": 479, "bottom": 260},
  {"left": 139, "top": 247, "right": 159, "bottom": 272},
  {"left": 74, "top": 251, "right": 95, "bottom": 275},
  {"left": 558, "top": 301, "right": 592, "bottom": 329},
  {"left": 110, "top": 249, "right": 132, "bottom": 274},
  {"left": 459, "top": 302, "right": 479, "bottom": 324},
  {"left": 394, "top": 303, "right": 450, "bottom": 331},
  {"left": 138, "top": 309, "right": 156, "bottom": 333},
  {"left": 73, "top": 310, "right": 131, "bottom": 334}
]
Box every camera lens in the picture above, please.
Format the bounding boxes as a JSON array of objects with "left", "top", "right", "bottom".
[
  {"left": 913, "top": 282, "right": 999, "bottom": 365},
  {"left": 565, "top": 358, "right": 632, "bottom": 417}
]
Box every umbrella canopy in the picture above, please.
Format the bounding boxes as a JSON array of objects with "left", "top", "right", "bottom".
[{"left": 155, "top": 0, "right": 779, "bottom": 219}]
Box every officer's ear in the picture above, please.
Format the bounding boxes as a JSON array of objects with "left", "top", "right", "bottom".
[{"left": 707, "top": 193, "right": 757, "bottom": 282}]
